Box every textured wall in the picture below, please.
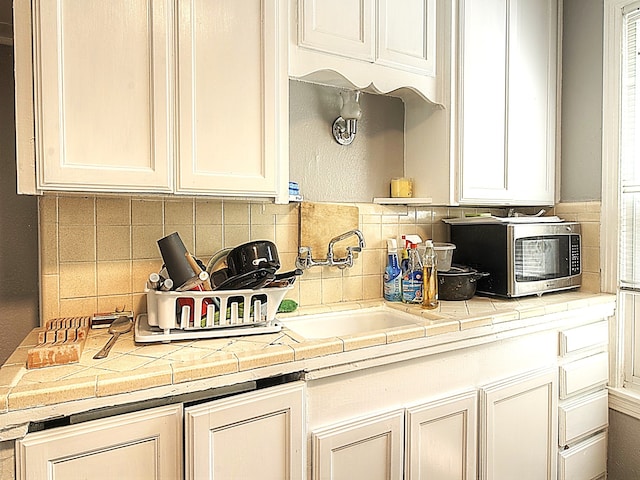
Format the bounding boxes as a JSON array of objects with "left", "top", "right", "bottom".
[
  {"left": 289, "top": 80, "right": 405, "bottom": 202},
  {"left": 608, "top": 410, "right": 640, "bottom": 479}
]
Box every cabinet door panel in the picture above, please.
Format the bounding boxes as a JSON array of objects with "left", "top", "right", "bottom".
[
  {"left": 16, "top": 404, "right": 183, "bottom": 480},
  {"left": 35, "top": 0, "right": 173, "bottom": 192},
  {"left": 298, "top": 0, "right": 375, "bottom": 61},
  {"left": 458, "top": 0, "right": 556, "bottom": 205},
  {"left": 507, "top": 0, "right": 556, "bottom": 203},
  {"left": 177, "top": 0, "right": 286, "bottom": 196},
  {"left": 377, "top": 0, "right": 436, "bottom": 75},
  {"left": 459, "top": 0, "right": 509, "bottom": 202},
  {"left": 185, "top": 382, "right": 304, "bottom": 480},
  {"left": 558, "top": 432, "right": 607, "bottom": 480},
  {"left": 559, "top": 351, "right": 609, "bottom": 399},
  {"left": 406, "top": 391, "right": 478, "bottom": 480},
  {"left": 558, "top": 389, "right": 608, "bottom": 447},
  {"left": 480, "top": 368, "right": 557, "bottom": 480},
  {"left": 312, "top": 409, "right": 404, "bottom": 480}
]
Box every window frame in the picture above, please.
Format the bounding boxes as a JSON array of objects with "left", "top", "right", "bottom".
[{"left": 603, "top": 0, "right": 640, "bottom": 416}]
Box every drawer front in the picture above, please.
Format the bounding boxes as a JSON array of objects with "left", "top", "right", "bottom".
[
  {"left": 558, "top": 389, "right": 608, "bottom": 446},
  {"left": 558, "top": 431, "right": 607, "bottom": 480},
  {"left": 559, "top": 321, "right": 608, "bottom": 357},
  {"left": 559, "top": 352, "right": 608, "bottom": 399}
]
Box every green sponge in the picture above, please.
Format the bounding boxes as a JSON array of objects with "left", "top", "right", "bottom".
[{"left": 278, "top": 299, "right": 298, "bottom": 313}]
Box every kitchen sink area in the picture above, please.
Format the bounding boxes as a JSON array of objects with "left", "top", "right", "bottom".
[{"left": 281, "top": 307, "right": 424, "bottom": 339}]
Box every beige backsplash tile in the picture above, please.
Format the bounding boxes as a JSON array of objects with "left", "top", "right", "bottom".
[
  {"left": 165, "top": 199, "right": 194, "bottom": 225},
  {"left": 224, "top": 201, "right": 251, "bottom": 225},
  {"left": 132, "top": 198, "right": 164, "bottom": 225},
  {"left": 59, "top": 262, "right": 96, "bottom": 299},
  {"left": 96, "top": 197, "right": 131, "bottom": 225},
  {"left": 37, "top": 196, "right": 603, "bottom": 323},
  {"left": 97, "top": 225, "right": 131, "bottom": 261},
  {"left": 133, "top": 225, "right": 165, "bottom": 259},
  {"left": 59, "top": 225, "right": 95, "bottom": 262},
  {"left": 58, "top": 196, "right": 95, "bottom": 225}
]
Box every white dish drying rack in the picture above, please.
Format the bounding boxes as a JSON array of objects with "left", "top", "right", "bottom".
[{"left": 135, "top": 285, "right": 291, "bottom": 343}]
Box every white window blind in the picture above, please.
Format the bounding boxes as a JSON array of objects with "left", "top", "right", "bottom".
[{"left": 621, "top": 6, "right": 640, "bottom": 290}]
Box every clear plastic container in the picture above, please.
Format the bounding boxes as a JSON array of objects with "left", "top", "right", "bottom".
[{"left": 433, "top": 242, "right": 456, "bottom": 272}]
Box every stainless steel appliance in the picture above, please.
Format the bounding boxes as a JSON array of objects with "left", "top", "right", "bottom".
[{"left": 449, "top": 221, "right": 581, "bottom": 298}]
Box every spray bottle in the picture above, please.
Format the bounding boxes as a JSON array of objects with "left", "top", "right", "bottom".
[
  {"left": 383, "top": 239, "right": 402, "bottom": 302},
  {"left": 401, "top": 236, "right": 424, "bottom": 304}
]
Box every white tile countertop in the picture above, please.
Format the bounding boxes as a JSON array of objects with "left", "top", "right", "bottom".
[{"left": 0, "top": 291, "right": 615, "bottom": 440}]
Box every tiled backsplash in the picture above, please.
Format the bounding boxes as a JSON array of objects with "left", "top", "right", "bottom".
[{"left": 38, "top": 194, "right": 601, "bottom": 323}]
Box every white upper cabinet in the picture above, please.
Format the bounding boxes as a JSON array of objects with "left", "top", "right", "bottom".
[
  {"left": 289, "top": 0, "right": 440, "bottom": 103},
  {"left": 29, "top": 0, "right": 174, "bottom": 193},
  {"left": 458, "top": 0, "right": 557, "bottom": 204},
  {"left": 176, "top": 0, "right": 288, "bottom": 198},
  {"left": 16, "top": 0, "right": 289, "bottom": 202},
  {"left": 405, "top": 0, "right": 558, "bottom": 206}
]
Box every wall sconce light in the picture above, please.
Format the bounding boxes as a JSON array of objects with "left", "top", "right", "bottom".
[{"left": 332, "top": 90, "right": 362, "bottom": 146}]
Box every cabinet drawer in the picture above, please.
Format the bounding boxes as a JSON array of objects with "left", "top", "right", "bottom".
[
  {"left": 558, "top": 431, "right": 607, "bottom": 480},
  {"left": 559, "top": 352, "right": 608, "bottom": 399},
  {"left": 558, "top": 389, "right": 608, "bottom": 446},
  {"left": 559, "top": 321, "right": 608, "bottom": 357}
]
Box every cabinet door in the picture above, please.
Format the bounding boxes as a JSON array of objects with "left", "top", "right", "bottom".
[
  {"left": 312, "top": 409, "right": 404, "bottom": 480},
  {"left": 377, "top": 0, "right": 436, "bottom": 75},
  {"left": 458, "top": 0, "right": 509, "bottom": 203},
  {"left": 505, "top": 0, "right": 557, "bottom": 204},
  {"left": 15, "top": 404, "right": 183, "bottom": 480},
  {"left": 297, "top": 0, "right": 375, "bottom": 61},
  {"left": 406, "top": 391, "right": 478, "bottom": 480},
  {"left": 480, "top": 368, "right": 558, "bottom": 480},
  {"left": 184, "top": 382, "right": 305, "bottom": 480},
  {"left": 33, "top": 0, "right": 173, "bottom": 192},
  {"left": 176, "top": 0, "right": 288, "bottom": 199},
  {"left": 458, "top": 0, "right": 556, "bottom": 205}
]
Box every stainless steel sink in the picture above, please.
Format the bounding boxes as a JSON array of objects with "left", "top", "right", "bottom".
[{"left": 282, "top": 307, "right": 423, "bottom": 339}]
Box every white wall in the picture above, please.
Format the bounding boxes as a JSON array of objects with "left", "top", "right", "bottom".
[{"left": 289, "top": 80, "right": 405, "bottom": 202}]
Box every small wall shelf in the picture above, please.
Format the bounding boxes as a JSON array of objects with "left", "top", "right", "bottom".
[{"left": 373, "top": 197, "right": 433, "bottom": 205}]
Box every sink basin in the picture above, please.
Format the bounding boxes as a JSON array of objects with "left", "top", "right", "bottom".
[{"left": 282, "top": 307, "right": 423, "bottom": 339}]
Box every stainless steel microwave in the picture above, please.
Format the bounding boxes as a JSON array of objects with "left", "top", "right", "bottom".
[{"left": 449, "top": 222, "right": 581, "bottom": 298}]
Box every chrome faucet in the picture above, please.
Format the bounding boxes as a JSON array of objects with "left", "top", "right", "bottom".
[{"left": 296, "top": 229, "right": 366, "bottom": 269}]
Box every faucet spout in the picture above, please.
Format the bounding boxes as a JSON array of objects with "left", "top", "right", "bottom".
[
  {"left": 296, "top": 229, "right": 366, "bottom": 270},
  {"left": 327, "top": 229, "right": 366, "bottom": 268}
]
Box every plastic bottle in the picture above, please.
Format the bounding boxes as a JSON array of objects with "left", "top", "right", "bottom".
[
  {"left": 383, "top": 239, "right": 402, "bottom": 302},
  {"left": 422, "top": 240, "right": 439, "bottom": 309},
  {"left": 402, "top": 242, "right": 423, "bottom": 303}
]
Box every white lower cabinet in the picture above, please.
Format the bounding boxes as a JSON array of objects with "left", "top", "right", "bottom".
[
  {"left": 312, "top": 409, "right": 405, "bottom": 480},
  {"left": 15, "top": 404, "right": 183, "bottom": 480},
  {"left": 311, "top": 370, "right": 557, "bottom": 480},
  {"left": 480, "top": 368, "right": 558, "bottom": 480},
  {"left": 184, "top": 381, "right": 305, "bottom": 480},
  {"left": 557, "top": 321, "right": 609, "bottom": 480},
  {"left": 311, "top": 392, "right": 477, "bottom": 480},
  {"left": 406, "top": 391, "right": 478, "bottom": 480}
]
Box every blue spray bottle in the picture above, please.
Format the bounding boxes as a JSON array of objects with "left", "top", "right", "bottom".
[{"left": 384, "top": 239, "right": 402, "bottom": 301}]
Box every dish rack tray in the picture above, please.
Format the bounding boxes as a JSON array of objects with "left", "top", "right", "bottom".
[{"left": 135, "top": 285, "right": 291, "bottom": 343}]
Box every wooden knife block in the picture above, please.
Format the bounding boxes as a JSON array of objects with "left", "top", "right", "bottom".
[{"left": 27, "top": 316, "right": 91, "bottom": 369}]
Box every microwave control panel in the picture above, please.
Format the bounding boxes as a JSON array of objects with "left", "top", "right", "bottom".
[{"left": 570, "top": 234, "right": 581, "bottom": 275}]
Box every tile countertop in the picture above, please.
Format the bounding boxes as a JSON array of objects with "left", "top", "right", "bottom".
[{"left": 0, "top": 291, "right": 615, "bottom": 439}]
